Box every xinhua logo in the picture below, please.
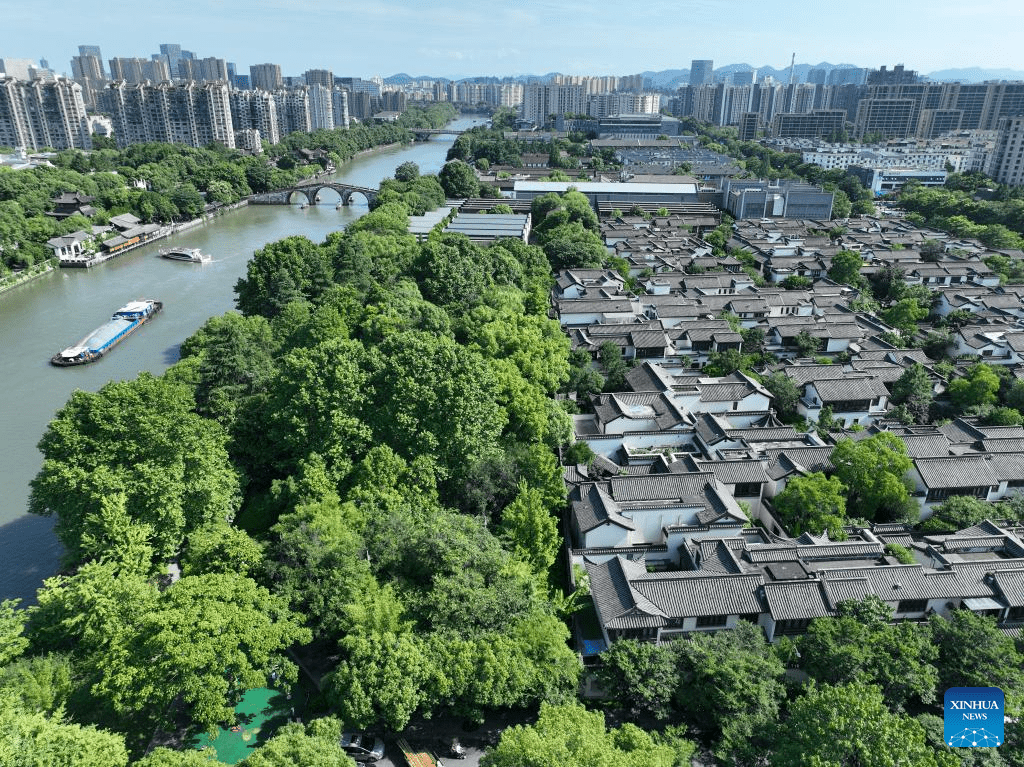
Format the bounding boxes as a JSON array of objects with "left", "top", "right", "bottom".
[{"left": 944, "top": 687, "right": 1004, "bottom": 747}]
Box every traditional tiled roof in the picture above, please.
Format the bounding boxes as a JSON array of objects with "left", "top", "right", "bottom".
[
  {"left": 781, "top": 365, "right": 848, "bottom": 385},
  {"left": 809, "top": 377, "right": 890, "bottom": 402},
  {"left": 572, "top": 484, "right": 637, "bottom": 534},
  {"left": 609, "top": 473, "right": 717, "bottom": 503},
  {"left": 632, "top": 573, "right": 765, "bottom": 618},
  {"left": 992, "top": 569, "right": 1024, "bottom": 607},
  {"left": 915, "top": 456, "right": 999, "bottom": 489},
  {"left": 695, "top": 460, "right": 769, "bottom": 486},
  {"left": 822, "top": 577, "right": 875, "bottom": 608},
  {"left": 819, "top": 565, "right": 968, "bottom": 602},
  {"left": 982, "top": 438, "right": 1024, "bottom": 453},
  {"left": 763, "top": 581, "right": 832, "bottom": 621},
  {"left": 899, "top": 434, "right": 953, "bottom": 459},
  {"left": 991, "top": 453, "right": 1024, "bottom": 482},
  {"left": 588, "top": 556, "right": 668, "bottom": 630}
]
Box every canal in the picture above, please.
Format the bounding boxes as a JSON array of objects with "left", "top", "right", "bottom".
[{"left": 0, "top": 118, "right": 481, "bottom": 603}]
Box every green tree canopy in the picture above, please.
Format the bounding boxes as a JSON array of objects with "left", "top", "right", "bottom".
[
  {"left": 674, "top": 621, "right": 787, "bottom": 762},
  {"left": 797, "top": 596, "right": 938, "bottom": 709},
  {"left": 930, "top": 611, "right": 1024, "bottom": 716},
  {"left": 234, "top": 236, "right": 333, "bottom": 318},
  {"left": 769, "top": 682, "right": 954, "bottom": 767},
  {"left": 0, "top": 696, "right": 129, "bottom": 767},
  {"left": 438, "top": 160, "right": 479, "bottom": 198},
  {"left": 772, "top": 472, "right": 848, "bottom": 538},
  {"left": 238, "top": 718, "right": 356, "bottom": 767},
  {"left": 0, "top": 601, "right": 28, "bottom": 667},
  {"left": 762, "top": 372, "right": 801, "bottom": 421},
  {"left": 29, "top": 373, "right": 240, "bottom": 564},
  {"left": 594, "top": 639, "right": 677, "bottom": 720},
  {"left": 919, "top": 495, "right": 1000, "bottom": 533},
  {"left": 393, "top": 161, "right": 420, "bottom": 182},
  {"left": 831, "top": 433, "right": 915, "bottom": 522},
  {"left": 948, "top": 363, "right": 1001, "bottom": 412},
  {"left": 828, "top": 250, "right": 866, "bottom": 287},
  {"left": 891, "top": 363, "right": 934, "bottom": 424},
  {"left": 480, "top": 702, "right": 686, "bottom": 767}
]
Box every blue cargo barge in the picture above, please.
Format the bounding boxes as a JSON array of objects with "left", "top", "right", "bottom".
[{"left": 51, "top": 299, "right": 162, "bottom": 366}]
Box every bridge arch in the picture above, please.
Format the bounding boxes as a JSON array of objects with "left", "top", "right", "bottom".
[
  {"left": 340, "top": 188, "right": 373, "bottom": 206},
  {"left": 286, "top": 188, "right": 315, "bottom": 205}
]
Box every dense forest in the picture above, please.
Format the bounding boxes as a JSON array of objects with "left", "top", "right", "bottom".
[
  {"left": 3, "top": 156, "right": 594, "bottom": 764},
  {"left": 0, "top": 103, "right": 455, "bottom": 272}
]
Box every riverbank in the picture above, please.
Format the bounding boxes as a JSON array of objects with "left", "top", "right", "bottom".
[
  {"left": 59, "top": 200, "right": 253, "bottom": 269},
  {"left": 0, "top": 116, "right": 481, "bottom": 606},
  {"left": 0, "top": 260, "right": 57, "bottom": 294}
]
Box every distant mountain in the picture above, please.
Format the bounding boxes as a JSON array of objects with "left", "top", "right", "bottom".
[
  {"left": 384, "top": 73, "right": 452, "bottom": 84},
  {"left": 926, "top": 67, "right": 1024, "bottom": 82}
]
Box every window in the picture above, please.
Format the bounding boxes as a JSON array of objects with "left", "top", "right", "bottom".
[
  {"left": 897, "top": 599, "right": 927, "bottom": 613},
  {"left": 695, "top": 614, "right": 728, "bottom": 628},
  {"left": 775, "top": 617, "right": 812, "bottom": 635},
  {"left": 734, "top": 482, "right": 762, "bottom": 497}
]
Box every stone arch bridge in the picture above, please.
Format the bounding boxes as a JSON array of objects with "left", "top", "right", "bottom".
[{"left": 249, "top": 182, "right": 379, "bottom": 207}]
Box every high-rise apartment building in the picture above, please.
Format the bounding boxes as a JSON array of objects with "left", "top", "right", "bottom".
[
  {"left": 102, "top": 81, "right": 234, "bottom": 148},
  {"left": 307, "top": 84, "right": 334, "bottom": 130},
  {"left": 806, "top": 68, "right": 828, "bottom": 85},
  {"left": 732, "top": 70, "right": 757, "bottom": 86},
  {"left": 179, "top": 57, "right": 229, "bottom": 83},
  {"left": 230, "top": 89, "right": 280, "bottom": 144},
  {"left": 332, "top": 87, "right": 349, "bottom": 129},
  {"left": 77, "top": 46, "right": 105, "bottom": 78},
  {"left": 827, "top": 67, "right": 867, "bottom": 86},
  {"left": 520, "top": 83, "right": 584, "bottom": 125},
  {"left": 0, "top": 78, "right": 90, "bottom": 150},
  {"left": 250, "top": 63, "right": 283, "bottom": 91},
  {"left": 71, "top": 54, "right": 104, "bottom": 83},
  {"left": 770, "top": 110, "right": 846, "bottom": 139},
  {"left": 71, "top": 52, "right": 105, "bottom": 107},
  {"left": 109, "top": 57, "right": 170, "bottom": 84},
  {"left": 867, "top": 65, "right": 918, "bottom": 85},
  {"left": 988, "top": 116, "right": 1024, "bottom": 187},
  {"left": 0, "top": 59, "right": 36, "bottom": 81},
  {"left": 274, "top": 88, "right": 312, "bottom": 135},
  {"left": 689, "top": 60, "right": 714, "bottom": 86},
  {"left": 738, "top": 112, "right": 759, "bottom": 141},
  {"left": 304, "top": 69, "right": 334, "bottom": 88},
  {"left": 158, "top": 44, "right": 183, "bottom": 78},
  {"left": 854, "top": 98, "right": 917, "bottom": 139}
]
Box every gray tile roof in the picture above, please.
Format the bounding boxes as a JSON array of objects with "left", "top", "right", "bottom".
[
  {"left": 809, "top": 377, "right": 890, "bottom": 402},
  {"left": 992, "top": 454, "right": 1024, "bottom": 482},
  {"left": 695, "top": 460, "right": 769, "bottom": 486},
  {"left": 763, "top": 581, "right": 832, "bottom": 621},
  {"left": 915, "top": 456, "right": 999, "bottom": 489},
  {"left": 609, "top": 473, "right": 717, "bottom": 503},
  {"left": 819, "top": 565, "right": 969, "bottom": 602},
  {"left": 587, "top": 556, "right": 667, "bottom": 630},
  {"left": 982, "top": 438, "right": 1024, "bottom": 453},
  {"left": 572, "top": 484, "right": 637, "bottom": 534},
  {"left": 993, "top": 569, "right": 1024, "bottom": 607},
  {"left": 632, "top": 573, "right": 765, "bottom": 618},
  {"left": 822, "top": 577, "right": 875, "bottom": 608},
  {"left": 899, "top": 434, "right": 953, "bottom": 459}
]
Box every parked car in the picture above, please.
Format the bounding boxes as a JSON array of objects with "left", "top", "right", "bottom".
[{"left": 340, "top": 733, "right": 385, "bottom": 763}]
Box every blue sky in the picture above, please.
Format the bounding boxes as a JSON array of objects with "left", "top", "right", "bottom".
[{"left": 6, "top": 0, "right": 1024, "bottom": 79}]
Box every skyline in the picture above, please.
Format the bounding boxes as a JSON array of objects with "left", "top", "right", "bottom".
[{"left": 4, "top": 0, "right": 1024, "bottom": 81}]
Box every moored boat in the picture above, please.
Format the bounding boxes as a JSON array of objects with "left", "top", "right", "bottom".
[
  {"left": 159, "top": 247, "right": 211, "bottom": 263},
  {"left": 51, "top": 300, "right": 162, "bottom": 366}
]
